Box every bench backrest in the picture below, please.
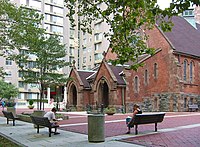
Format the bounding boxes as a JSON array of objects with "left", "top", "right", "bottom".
[
  {"left": 30, "top": 116, "right": 51, "bottom": 127},
  {"left": 2, "top": 111, "right": 15, "bottom": 119},
  {"left": 130, "top": 112, "right": 165, "bottom": 125}
]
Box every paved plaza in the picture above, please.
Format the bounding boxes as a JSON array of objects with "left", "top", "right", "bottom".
[{"left": 0, "top": 108, "right": 200, "bottom": 147}]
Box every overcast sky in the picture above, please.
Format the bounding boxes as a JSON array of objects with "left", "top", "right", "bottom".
[{"left": 157, "top": 0, "right": 172, "bottom": 9}]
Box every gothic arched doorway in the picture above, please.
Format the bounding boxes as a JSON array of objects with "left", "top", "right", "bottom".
[
  {"left": 71, "top": 84, "right": 77, "bottom": 106},
  {"left": 98, "top": 80, "right": 109, "bottom": 108}
]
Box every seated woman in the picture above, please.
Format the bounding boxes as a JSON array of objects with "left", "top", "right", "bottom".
[{"left": 126, "top": 104, "right": 142, "bottom": 134}]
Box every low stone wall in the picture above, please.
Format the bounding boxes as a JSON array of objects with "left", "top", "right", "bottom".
[{"left": 17, "top": 114, "right": 32, "bottom": 123}]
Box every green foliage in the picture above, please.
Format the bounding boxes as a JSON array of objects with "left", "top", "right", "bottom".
[
  {"left": 0, "top": 80, "right": 19, "bottom": 100},
  {"left": 0, "top": 1, "right": 70, "bottom": 110},
  {"left": 104, "top": 106, "right": 116, "bottom": 114},
  {"left": 65, "top": 0, "right": 200, "bottom": 70},
  {"left": 29, "top": 99, "right": 34, "bottom": 106}
]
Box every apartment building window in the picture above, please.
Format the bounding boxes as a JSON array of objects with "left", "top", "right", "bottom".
[
  {"left": 6, "top": 71, "right": 12, "bottom": 77},
  {"left": 45, "top": 14, "right": 51, "bottom": 21},
  {"left": 51, "top": 25, "right": 63, "bottom": 34},
  {"left": 94, "top": 53, "right": 103, "bottom": 60},
  {"left": 45, "top": 4, "right": 51, "bottom": 12},
  {"left": 95, "top": 43, "right": 100, "bottom": 50},
  {"left": 183, "top": 60, "right": 187, "bottom": 81},
  {"left": 53, "top": 6, "right": 63, "bottom": 15},
  {"left": 28, "top": 61, "right": 36, "bottom": 68},
  {"left": 88, "top": 65, "right": 91, "bottom": 70},
  {"left": 154, "top": 63, "right": 158, "bottom": 79},
  {"left": 94, "top": 33, "right": 102, "bottom": 42},
  {"left": 83, "top": 57, "right": 86, "bottom": 63},
  {"left": 83, "top": 47, "right": 87, "bottom": 54},
  {"left": 189, "top": 61, "right": 194, "bottom": 82},
  {"left": 19, "top": 81, "right": 24, "bottom": 88},
  {"left": 94, "top": 23, "right": 100, "bottom": 30},
  {"left": 89, "top": 56, "right": 91, "bottom": 62},
  {"left": 5, "top": 59, "right": 12, "bottom": 65},
  {"left": 69, "top": 47, "right": 74, "bottom": 55},
  {"left": 83, "top": 38, "right": 87, "bottom": 45},
  {"left": 29, "top": 0, "right": 41, "bottom": 9},
  {"left": 18, "top": 71, "right": 23, "bottom": 78},
  {"left": 70, "top": 29, "right": 75, "bottom": 38},
  {"left": 44, "top": 23, "right": 50, "bottom": 31},
  {"left": 69, "top": 57, "right": 74, "bottom": 63},
  {"left": 134, "top": 76, "right": 139, "bottom": 93}
]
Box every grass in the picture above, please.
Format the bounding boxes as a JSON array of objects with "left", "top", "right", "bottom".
[{"left": 0, "top": 135, "right": 21, "bottom": 147}]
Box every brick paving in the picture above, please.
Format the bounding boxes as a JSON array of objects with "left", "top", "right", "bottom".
[
  {"left": 1, "top": 107, "right": 200, "bottom": 147},
  {"left": 120, "top": 127, "right": 200, "bottom": 147}
]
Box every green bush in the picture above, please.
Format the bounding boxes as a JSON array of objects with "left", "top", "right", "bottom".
[{"left": 29, "top": 99, "right": 33, "bottom": 106}]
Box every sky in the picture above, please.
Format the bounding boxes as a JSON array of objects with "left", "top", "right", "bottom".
[{"left": 157, "top": 0, "right": 172, "bottom": 9}]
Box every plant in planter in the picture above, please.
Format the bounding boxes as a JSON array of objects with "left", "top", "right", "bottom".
[
  {"left": 28, "top": 99, "right": 34, "bottom": 109},
  {"left": 104, "top": 106, "right": 116, "bottom": 115}
]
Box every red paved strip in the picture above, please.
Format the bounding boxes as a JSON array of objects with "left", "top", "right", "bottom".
[
  {"left": 120, "top": 127, "right": 200, "bottom": 147},
  {"left": 59, "top": 113, "right": 200, "bottom": 137}
]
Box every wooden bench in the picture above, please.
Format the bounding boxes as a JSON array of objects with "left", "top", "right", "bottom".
[
  {"left": 129, "top": 112, "right": 165, "bottom": 135},
  {"left": 2, "top": 111, "right": 18, "bottom": 126},
  {"left": 30, "top": 116, "right": 59, "bottom": 137},
  {"left": 188, "top": 104, "right": 198, "bottom": 112}
]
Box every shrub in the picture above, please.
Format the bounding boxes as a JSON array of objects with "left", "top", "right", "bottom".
[{"left": 29, "top": 99, "right": 34, "bottom": 106}]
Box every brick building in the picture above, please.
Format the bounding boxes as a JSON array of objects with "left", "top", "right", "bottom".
[{"left": 66, "top": 16, "right": 200, "bottom": 112}]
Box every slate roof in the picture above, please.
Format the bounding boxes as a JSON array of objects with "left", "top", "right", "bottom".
[
  {"left": 77, "top": 70, "right": 95, "bottom": 89},
  {"left": 109, "top": 65, "right": 126, "bottom": 85},
  {"left": 164, "top": 16, "right": 200, "bottom": 57}
]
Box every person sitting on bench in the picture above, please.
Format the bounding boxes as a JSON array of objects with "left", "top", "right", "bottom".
[
  {"left": 126, "top": 104, "right": 142, "bottom": 134},
  {"left": 44, "top": 107, "right": 60, "bottom": 135}
]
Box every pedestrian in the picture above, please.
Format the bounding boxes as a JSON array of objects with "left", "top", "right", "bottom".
[
  {"left": 126, "top": 104, "right": 142, "bottom": 134},
  {"left": 1, "top": 101, "right": 5, "bottom": 110},
  {"left": 44, "top": 107, "right": 60, "bottom": 135}
]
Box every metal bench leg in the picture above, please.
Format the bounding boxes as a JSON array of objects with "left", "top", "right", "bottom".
[
  {"left": 155, "top": 123, "right": 157, "bottom": 132},
  {"left": 135, "top": 125, "right": 138, "bottom": 135},
  {"left": 49, "top": 128, "right": 51, "bottom": 137},
  {"left": 13, "top": 120, "right": 15, "bottom": 126},
  {"left": 37, "top": 125, "right": 39, "bottom": 133},
  {"left": 7, "top": 118, "right": 9, "bottom": 124}
]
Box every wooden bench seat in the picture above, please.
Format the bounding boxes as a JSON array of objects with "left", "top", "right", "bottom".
[
  {"left": 2, "top": 111, "right": 18, "bottom": 126},
  {"left": 30, "top": 115, "right": 59, "bottom": 137},
  {"left": 128, "top": 112, "right": 165, "bottom": 135}
]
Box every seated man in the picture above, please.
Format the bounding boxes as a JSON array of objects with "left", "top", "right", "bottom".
[{"left": 44, "top": 107, "right": 60, "bottom": 135}]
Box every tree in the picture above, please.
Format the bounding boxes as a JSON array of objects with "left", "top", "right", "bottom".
[
  {"left": 0, "top": 80, "right": 19, "bottom": 101},
  {"left": 14, "top": 35, "right": 70, "bottom": 110},
  {"left": 0, "top": 1, "right": 70, "bottom": 110},
  {"left": 65, "top": 0, "right": 200, "bottom": 69},
  {"left": 0, "top": 0, "right": 44, "bottom": 55}
]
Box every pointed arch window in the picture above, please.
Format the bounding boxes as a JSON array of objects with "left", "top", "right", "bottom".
[
  {"left": 183, "top": 60, "right": 187, "bottom": 81},
  {"left": 189, "top": 61, "right": 193, "bottom": 82},
  {"left": 144, "top": 69, "right": 148, "bottom": 85},
  {"left": 134, "top": 76, "right": 139, "bottom": 93},
  {"left": 154, "top": 63, "right": 158, "bottom": 79}
]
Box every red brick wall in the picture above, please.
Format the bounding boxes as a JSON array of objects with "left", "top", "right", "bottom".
[{"left": 125, "top": 26, "right": 177, "bottom": 102}]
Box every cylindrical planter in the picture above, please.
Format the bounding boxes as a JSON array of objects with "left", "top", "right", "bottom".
[{"left": 88, "top": 114, "right": 105, "bottom": 142}]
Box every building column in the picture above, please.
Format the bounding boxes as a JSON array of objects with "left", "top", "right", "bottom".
[
  {"left": 64, "top": 86, "right": 67, "bottom": 103},
  {"left": 47, "top": 87, "right": 50, "bottom": 104}
]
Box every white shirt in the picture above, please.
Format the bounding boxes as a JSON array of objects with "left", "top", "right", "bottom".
[{"left": 44, "top": 111, "right": 56, "bottom": 121}]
